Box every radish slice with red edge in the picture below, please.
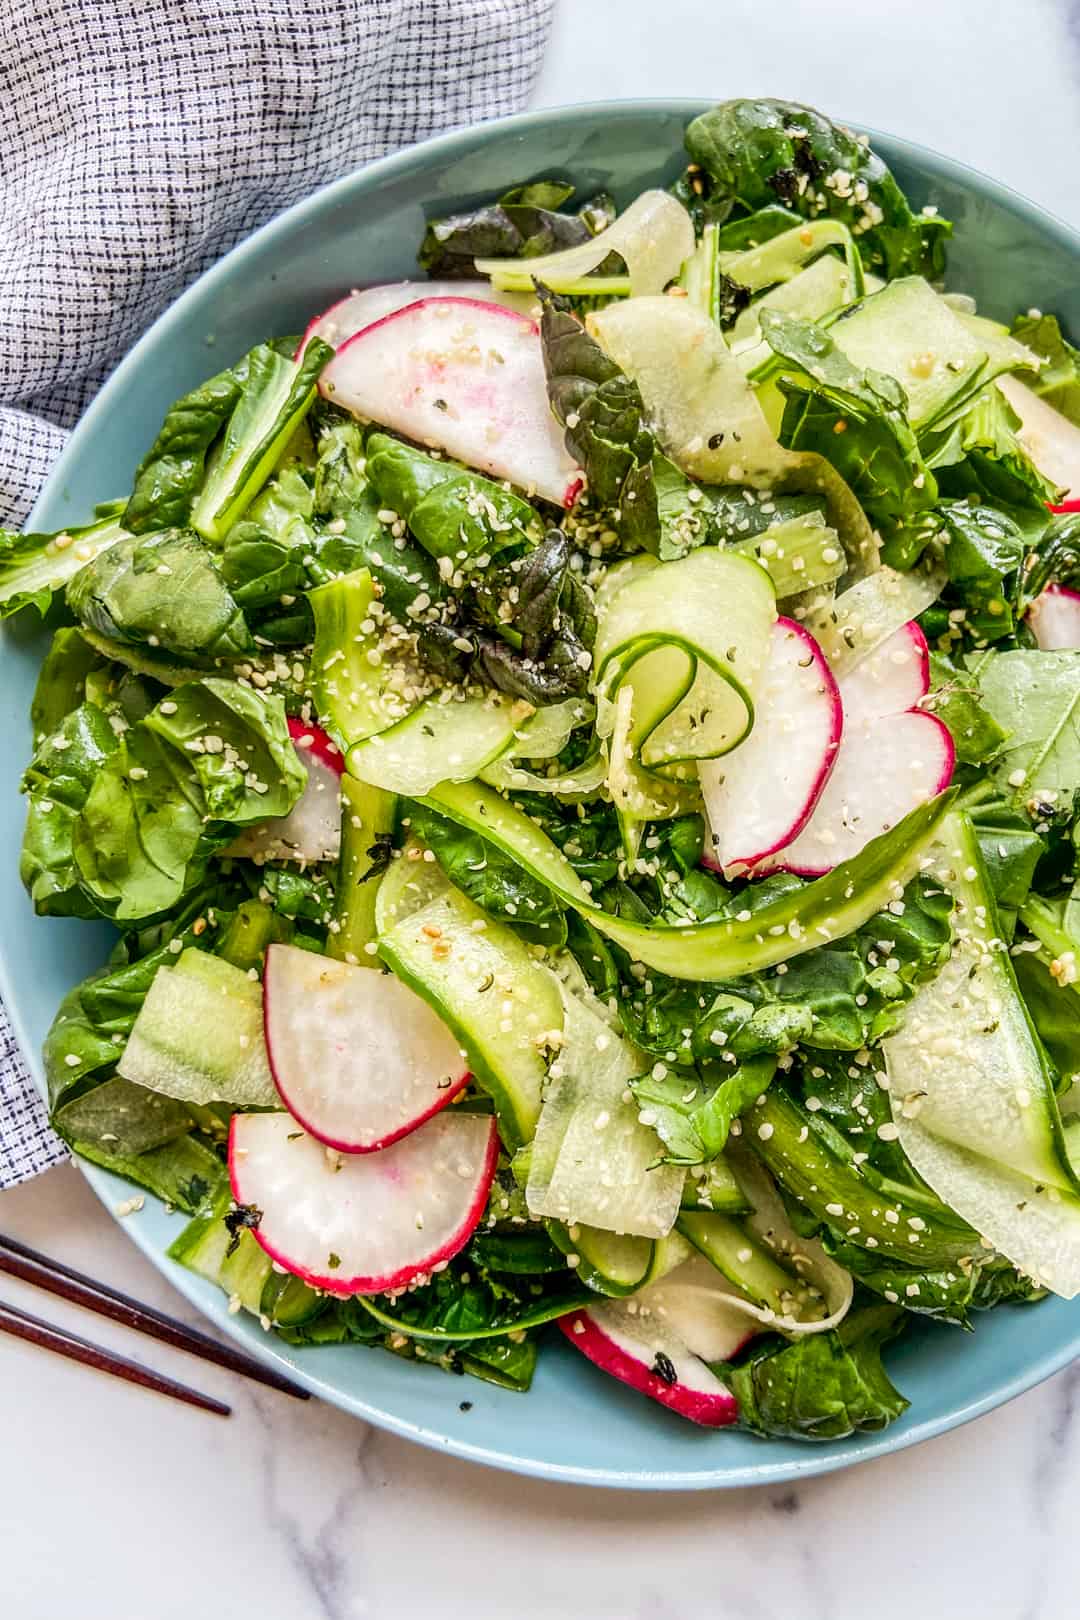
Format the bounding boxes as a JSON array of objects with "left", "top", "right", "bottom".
[
  {"left": 263, "top": 942, "right": 470, "bottom": 1152},
  {"left": 758, "top": 622, "right": 953, "bottom": 878},
  {"left": 1027, "top": 583, "right": 1080, "bottom": 649},
  {"left": 838, "top": 620, "right": 929, "bottom": 725},
  {"left": 298, "top": 280, "right": 534, "bottom": 356},
  {"left": 229, "top": 1110, "right": 497, "bottom": 1296},
  {"left": 319, "top": 297, "right": 583, "bottom": 508},
  {"left": 700, "top": 617, "right": 841, "bottom": 877},
  {"left": 558, "top": 1305, "right": 740, "bottom": 1428},
  {"left": 227, "top": 718, "right": 343, "bottom": 865}
]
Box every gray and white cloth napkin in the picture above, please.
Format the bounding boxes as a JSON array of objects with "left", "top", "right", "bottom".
[{"left": 0, "top": 0, "right": 556, "bottom": 1189}]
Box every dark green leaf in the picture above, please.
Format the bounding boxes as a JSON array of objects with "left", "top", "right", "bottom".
[
  {"left": 365, "top": 433, "right": 539, "bottom": 562},
  {"left": 67, "top": 528, "right": 254, "bottom": 664},
  {"left": 1010, "top": 312, "right": 1080, "bottom": 425},
  {"left": 409, "top": 802, "right": 567, "bottom": 947},
  {"left": 938, "top": 501, "right": 1025, "bottom": 641},
  {"left": 723, "top": 1304, "right": 909, "bottom": 1440},
  {"left": 418, "top": 178, "right": 607, "bottom": 277},
  {"left": 922, "top": 651, "right": 1006, "bottom": 767},
  {"left": 683, "top": 99, "right": 949, "bottom": 278},
  {"left": 124, "top": 362, "right": 246, "bottom": 532}
]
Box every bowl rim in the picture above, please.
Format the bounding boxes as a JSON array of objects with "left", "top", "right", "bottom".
[{"left": 16, "top": 95, "right": 1080, "bottom": 1490}]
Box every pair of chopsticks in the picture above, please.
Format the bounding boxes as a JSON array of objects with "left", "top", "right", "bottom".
[{"left": 0, "top": 1230, "right": 309, "bottom": 1416}]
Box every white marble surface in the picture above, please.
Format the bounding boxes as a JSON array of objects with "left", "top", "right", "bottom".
[{"left": 6, "top": 4, "right": 1080, "bottom": 1615}]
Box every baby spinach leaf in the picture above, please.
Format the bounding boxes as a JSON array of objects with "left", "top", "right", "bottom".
[
  {"left": 924, "top": 385, "right": 1057, "bottom": 530},
  {"left": 409, "top": 802, "right": 567, "bottom": 947},
  {"left": 67, "top": 528, "right": 254, "bottom": 664},
  {"left": 980, "top": 650, "right": 1080, "bottom": 801},
  {"left": 29, "top": 627, "right": 105, "bottom": 743},
  {"left": 355, "top": 1256, "right": 589, "bottom": 1340},
  {"left": 922, "top": 651, "right": 1005, "bottom": 767},
  {"left": 365, "top": 433, "right": 539, "bottom": 562},
  {"left": 630, "top": 1056, "right": 776, "bottom": 1166},
  {"left": 20, "top": 702, "right": 119, "bottom": 917},
  {"left": 938, "top": 501, "right": 1025, "bottom": 642},
  {"left": 1022, "top": 509, "right": 1080, "bottom": 605},
  {"left": 683, "top": 99, "right": 949, "bottom": 278},
  {"left": 71, "top": 679, "right": 304, "bottom": 921},
  {"left": 723, "top": 1304, "right": 909, "bottom": 1440}
]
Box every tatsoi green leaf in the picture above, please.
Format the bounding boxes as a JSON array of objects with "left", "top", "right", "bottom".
[
  {"left": 760, "top": 309, "right": 938, "bottom": 555},
  {"left": 538, "top": 286, "right": 659, "bottom": 552},
  {"left": 683, "top": 99, "right": 948, "bottom": 279},
  {"left": 923, "top": 385, "right": 1057, "bottom": 531},
  {"left": 1010, "top": 311, "right": 1080, "bottom": 425},
  {"left": 980, "top": 650, "right": 1080, "bottom": 799},
  {"left": 67, "top": 528, "right": 254, "bottom": 664},
  {"left": 190, "top": 338, "right": 332, "bottom": 542},
  {"left": 123, "top": 362, "right": 246, "bottom": 532},
  {"left": 72, "top": 680, "right": 304, "bottom": 921},
  {"left": 355, "top": 1259, "right": 589, "bottom": 1341},
  {"left": 724, "top": 1305, "right": 909, "bottom": 1441},
  {"left": 72, "top": 1132, "right": 227, "bottom": 1216},
  {"left": 938, "top": 502, "right": 1024, "bottom": 641},
  {"left": 0, "top": 511, "right": 129, "bottom": 620},
  {"left": 20, "top": 701, "right": 118, "bottom": 918},
  {"left": 470, "top": 529, "right": 596, "bottom": 705},
  {"left": 364, "top": 433, "right": 539, "bottom": 562},
  {"left": 52, "top": 1074, "right": 194, "bottom": 1157}
]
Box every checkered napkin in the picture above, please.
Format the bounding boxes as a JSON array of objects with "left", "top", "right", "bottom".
[{"left": 0, "top": 0, "right": 556, "bottom": 1188}]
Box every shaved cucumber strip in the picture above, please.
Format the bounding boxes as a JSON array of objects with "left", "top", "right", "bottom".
[
  {"left": 808, "top": 565, "right": 944, "bottom": 676},
  {"left": 732, "top": 511, "right": 846, "bottom": 599},
  {"left": 594, "top": 546, "right": 776, "bottom": 769},
  {"left": 883, "top": 812, "right": 1077, "bottom": 1192},
  {"left": 378, "top": 877, "right": 562, "bottom": 1151},
  {"left": 476, "top": 190, "right": 694, "bottom": 297},
  {"left": 328, "top": 776, "right": 397, "bottom": 966},
  {"left": 347, "top": 691, "right": 533, "bottom": 796},
  {"left": 588, "top": 296, "right": 879, "bottom": 577},
  {"left": 526, "top": 987, "right": 684, "bottom": 1239},
  {"left": 420, "top": 776, "right": 955, "bottom": 982}
]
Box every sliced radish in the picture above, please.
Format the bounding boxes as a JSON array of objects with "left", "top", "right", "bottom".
[
  {"left": 229, "top": 1110, "right": 497, "bottom": 1295},
  {"left": 558, "top": 1303, "right": 739, "bottom": 1428},
  {"left": 263, "top": 942, "right": 469, "bottom": 1152},
  {"left": 298, "top": 280, "right": 534, "bottom": 355},
  {"left": 1027, "top": 583, "right": 1080, "bottom": 650},
  {"left": 228, "top": 719, "right": 343, "bottom": 865},
  {"left": 758, "top": 628, "right": 953, "bottom": 877},
  {"left": 838, "top": 621, "right": 930, "bottom": 725},
  {"left": 700, "top": 617, "right": 841, "bottom": 876},
  {"left": 319, "top": 297, "right": 582, "bottom": 507}
]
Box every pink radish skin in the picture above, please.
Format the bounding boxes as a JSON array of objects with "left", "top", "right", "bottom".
[
  {"left": 298, "top": 280, "right": 533, "bottom": 356},
  {"left": 558, "top": 1307, "right": 740, "bottom": 1428},
  {"left": 1027, "top": 583, "right": 1080, "bottom": 650},
  {"left": 229, "top": 1111, "right": 498, "bottom": 1296},
  {"left": 758, "top": 623, "right": 953, "bottom": 878},
  {"left": 263, "top": 942, "right": 470, "bottom": 1153},
  {"left": 319, "top": 296, "right": 583, "bottom": 508},
  {"left": 700, "top": 617, "right": 841, "bottom": 877},
  {"left": 227, "top": 719, "right": 343, "bottom": 866}
]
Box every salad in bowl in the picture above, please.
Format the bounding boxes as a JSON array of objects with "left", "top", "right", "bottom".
[{"left": 7, "top": 97, "right": 1080, "bottom": 1444}]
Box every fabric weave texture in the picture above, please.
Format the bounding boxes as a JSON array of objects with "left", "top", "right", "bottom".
[{"left": 0, "top": 0, "right": 555, "bottom": 1187}]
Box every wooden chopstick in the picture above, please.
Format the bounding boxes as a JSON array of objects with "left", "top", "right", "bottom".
[
  {"left": 0, "top": 1296, "right": 231, "bottom": 1417},
  {"left": 0, "top": 1231, "right": 309, "bottom": 1401}
]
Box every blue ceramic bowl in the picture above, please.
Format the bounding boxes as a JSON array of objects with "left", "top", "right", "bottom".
[{"left": 5, "top": 99, "right": 1080, "bottom": 1489}]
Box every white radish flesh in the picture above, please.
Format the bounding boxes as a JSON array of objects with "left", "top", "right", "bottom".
[
  {"left": 700, "top": 617, "right": 841, "bottom": 875},
  {"left": 1027, "top": 583, "right": 1080, "bottom": 650},
  {"left": 838, "top": 621, "right": 930, "bottom": 725},
  {"left": 229, "top": 1110, "right": 498, "bottom": 1295},
  {"left": 558, "top": 1304, "right": 739, "bottom": 1428},
  {"left": 227, "top": 719, "right": 343, "bottom": 865},
  {"left": 319, "top": 297, "right": 583, "bottom": 507},
  {"left": 758, "top": 643, "right": 954, "bottom": 877},
  {"left": 263, "top": 943, "right": 470, "bottom": 1151},
  {"left": 298, "top": 280, "right": 534, "bottom": 354}
]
